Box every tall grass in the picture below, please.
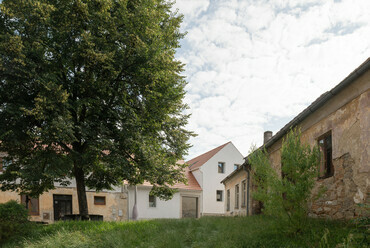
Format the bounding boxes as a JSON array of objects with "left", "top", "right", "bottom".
[{"left": 3, "top": 216, "right": 367, "bottom": 248}]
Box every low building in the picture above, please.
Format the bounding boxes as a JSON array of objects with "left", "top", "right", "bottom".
[
  {"left": 0, "top": 176, "right": 128, "bottom": 223},
  {"left": 126, "top": 167, "right": 202, "bottom": 219},
  {"left": 220, "top": 165, "right": 252, "bottom": 216},
  {"left": 222, "top": 58, "right": 370, "bottom": 219}
]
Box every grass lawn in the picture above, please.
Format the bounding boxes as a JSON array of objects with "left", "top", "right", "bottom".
[{"left": 2, "top": 216, "right": 368, "bottom": 248}]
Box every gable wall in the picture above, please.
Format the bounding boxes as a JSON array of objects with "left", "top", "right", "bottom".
[{"left": 201, "top": 143, "right": 244, "bottom": 215}]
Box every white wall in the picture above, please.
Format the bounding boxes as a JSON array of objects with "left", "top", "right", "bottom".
[
  {"left": 201, "top": 142, "right": 244, "bottom": 215},
  {"left": 127, "top": 186, "right": 202, "bottom": 219},
  {"left": 192, "top": 169, "right": 203, "bottom": 188}
]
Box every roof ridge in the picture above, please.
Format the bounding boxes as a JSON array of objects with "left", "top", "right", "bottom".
[{"left": 187, "top": 141, "right": 231, "bottom": 170}]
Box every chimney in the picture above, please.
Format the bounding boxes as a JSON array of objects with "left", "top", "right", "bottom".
[{"left": 264, "top": 131, "right": 273, "bottom": 144}]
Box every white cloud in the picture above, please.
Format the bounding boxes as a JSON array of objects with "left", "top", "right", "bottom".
[{"left": 175, "top": 0, "right": 370, "bottom": 159}]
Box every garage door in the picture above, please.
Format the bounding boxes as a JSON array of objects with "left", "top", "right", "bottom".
[{"left": 182, "top": 196, "right": 198, "bottom": 218}]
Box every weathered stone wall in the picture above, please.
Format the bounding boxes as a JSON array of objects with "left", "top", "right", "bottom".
[
  {"left": 266, "top": 71, "right": 370, "bottom": 219},
  {"left": 0, "top": 187, "right": 128, "bottom": 223}
]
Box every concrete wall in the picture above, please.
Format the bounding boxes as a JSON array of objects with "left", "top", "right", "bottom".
[
  {"left": 0, "top": 187, "right": 128, "bottom": 223},
  {"left": 201, "top": 142, "right": 244, "bottom": 215},
  {"left": 127, "top": 185, "right": 201, "bottom": 219},
  {"left": 266, "top": 70, "right": 370, "bottom": 219}
]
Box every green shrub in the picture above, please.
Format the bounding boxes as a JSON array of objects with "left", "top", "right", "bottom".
[
  {"left": 0, "top": 200, "right": 30, "bottom": 243},
  {"left": 249, "top": 128, "right": 321, "bottom": 233}
]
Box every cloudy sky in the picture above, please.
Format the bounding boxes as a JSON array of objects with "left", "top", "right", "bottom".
[{"left": 172, "top": 0, "right": 370, "bottom": 160}]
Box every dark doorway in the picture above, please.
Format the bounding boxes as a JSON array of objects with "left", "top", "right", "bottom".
[
  {"left": 53, "top": 195, "right": 72, "bottom": 221},
  {"left": 182, "top": 196, "right": 198, "bottom": 218}
]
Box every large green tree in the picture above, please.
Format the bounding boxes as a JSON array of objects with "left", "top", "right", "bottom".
[{"left": 0, "top": 0, "right": 193, "bottom": 217}]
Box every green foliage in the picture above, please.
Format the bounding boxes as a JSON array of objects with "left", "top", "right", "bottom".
[
  {"left": 0, "top": 200, "right": 30, "bottom": 243},
  {"left": 249, "top": 128, "right": 320, "bottom": 233},
  {"left": 2, "top": 216, "right": 364, "bottom": 248},
  {"left": 0, "top": 0, "right": 194, "bottom": 212}
]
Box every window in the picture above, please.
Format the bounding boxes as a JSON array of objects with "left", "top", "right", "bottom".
[
  {"left": 0, "top": 157, "right": 12, "bottom": 172},
  {"left": 318, "top": 132, "right": 333, "bottom": 178},
  {"left": 216, "top": 190, "right": 223, "bottom": 202},
  {"left": 94, "top": 196, "right": 106, "bottom": 205},
  {"left": 21, "top": 195, "right": 39, "bottom": 216},
  {"left": 235, "top": 184, "right": 239, "bottom": 209},
  {"left": 234, "top": 164, "right": 239, "bottom": 170},
  {"left": 226, "top": 189, "right": 230, "bottom": 211},
  {"left": 241, "top": 180, "right": 246, "bottom": 207},
  {"left": 218, "top": 162, "right": 225, "bottom": 173},
  {"left": 149, "top": 195, "right": 156, "bottom": 207}
]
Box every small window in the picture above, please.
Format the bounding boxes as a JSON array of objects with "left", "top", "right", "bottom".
[
  {"left": 216, "top": 190, "right": 223, "bottom": 202},
  {"left": 218, "top": 162, "right": 225, "bottom": 173},
  {"left": 149, "top": 195, "right": 156, "bottom": 207},
  {"left": 21, "top": 195, "right": 39, "bottom": 216},
  {"left": 0, "top": 157, "right": 12, "bottom": 172},
  {"left": 241, "top": 180, "right": 247, "bottom": 207},
  {"left": 226, "top": 189, "right": 230, "bottom": 211},
  {"left": 94, "top": 196, "right": 106, "bottom": 205},
  {"left": 234, "top": 164, "right": 239, "bottom": 170},
  {"left": 235, "top": 184, "right": 239, "bottom": 209},
  {"left": 318, "top": 132, "right": 333, "bottom": 178}
]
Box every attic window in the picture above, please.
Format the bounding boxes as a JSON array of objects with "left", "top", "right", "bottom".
[
  {"left": 218, "top": 162, "right": 225, "bottom": 173},
  {"left": 318, "top": 132, "right": 334, "bottom": 179}
]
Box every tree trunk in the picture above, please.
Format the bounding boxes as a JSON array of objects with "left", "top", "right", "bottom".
[{"left": 74, "top": 164, "right": 89, "bottom": 220}]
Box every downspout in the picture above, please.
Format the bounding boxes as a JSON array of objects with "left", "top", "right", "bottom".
[
  {"left": 132, "top": 185, "right": 138, "bottom": 220},
  {"left": 122, "top": 182, "right": 129, "bottom": 221},
  {"left": 246, "top": 169, "right": 250, "bottom": 216}
]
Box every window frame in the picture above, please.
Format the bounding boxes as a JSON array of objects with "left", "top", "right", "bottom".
[
  {"left": 234, "top": 164, "right": 239, "bottom": 171},
  {"left": 218, "top": 162, "right": 225, "bottom": 173},
  {"left": 317, "top": 131, "right": 334, "bottom": 179},
  {"left": 241, "top": 180, "right": 247, "bottom": 208},
  {"left": 94, "top": 196, "right": 106, "bottom": 205},
  {"left": 20, "top": 195, "right": 39, "bottom": 216},
  {"left": 149, "top": 195, "right": 156, "bottom": 208},
  {"left": 216, "top": 190, "right": 223, "bottom": 202},
  {"left": 235, "top": 184, "right": 239, "bottom": 209}
]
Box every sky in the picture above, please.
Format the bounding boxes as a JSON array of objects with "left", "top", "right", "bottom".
[{"left": 172, "top": 0, "right": 370, "bottom": 160}]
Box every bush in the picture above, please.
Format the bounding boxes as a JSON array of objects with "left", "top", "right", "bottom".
[
  {"left": 0, "top": 200, "right": 30, "bottom": 243},
  {"left": 249, "top": 128, "right": 320, "bottom": 233}
]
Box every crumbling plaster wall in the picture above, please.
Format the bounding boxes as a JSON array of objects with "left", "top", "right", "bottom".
[
  {"left": 223, "top": 169, "right": 252, "bottom": 216},
  {"left": 266, "top": 72, "right": 369, "bottom": 219},
  {"left": 0, "top": 187, "right": 128, "bottom": 222}
]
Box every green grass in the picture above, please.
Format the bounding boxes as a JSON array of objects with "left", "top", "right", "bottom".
[{"left": 2, "top": 216, "right": 369, "bottom": 248}]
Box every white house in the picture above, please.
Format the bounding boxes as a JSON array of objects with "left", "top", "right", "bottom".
[
  {"left": 126, "top": 166, "right": 202, "bottom": 219},
  {"left": 126, "top": 142, "right": 244, "bottom": 219},
  {"left": 187, "top": 142, "right": 244, "bottom": 216}
]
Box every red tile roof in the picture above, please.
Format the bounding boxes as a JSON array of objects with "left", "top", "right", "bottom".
[
  {"left": 186, "top": 142, "right": 231, "bottom": 171},
  {"left": 172, "top": 167, "right": 201, "bottom": 191},
  {"left": 138, "top": 160, "right": 201, "bottom": 191}
]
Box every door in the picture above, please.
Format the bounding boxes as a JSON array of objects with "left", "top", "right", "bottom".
[
  {"left": 182, "top": 196, "right": 198, "bottom": 218},
  {"left": 53, "top": 195, "right": 72, "bottom": 221}
]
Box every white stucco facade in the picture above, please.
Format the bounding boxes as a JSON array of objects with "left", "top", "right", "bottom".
[
  {"left": 191, "top": 142, "right": 244, "bottom": 215},
  {"left": 125, "top": 142, "right": 243, "bottom": 219},
  {"left": 127, "top": 185, "right": 201, "bottom": 220}
]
